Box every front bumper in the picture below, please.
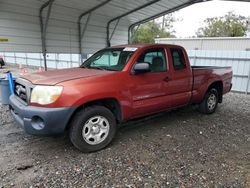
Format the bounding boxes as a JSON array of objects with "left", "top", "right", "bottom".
[{"left": 9, "top": 95, "right": 76, "bottom": 136}]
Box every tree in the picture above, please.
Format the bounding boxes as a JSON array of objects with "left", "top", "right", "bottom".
[
  {"left": 196, "top": 12, "right": 250, "bottom": 37},
  {"left": 161, "top": 14, "right": 177, "bottom": 32},
  {"left": 132, "top": 14, "right": 176, "bottom": 44}
]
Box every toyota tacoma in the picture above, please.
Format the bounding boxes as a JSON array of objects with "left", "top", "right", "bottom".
[{"left": 9, "top": 44, "right": 233, "bottom": 152}]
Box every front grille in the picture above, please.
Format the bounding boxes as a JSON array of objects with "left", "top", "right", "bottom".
[{"left": 14, "top": 79, "right": 33, "bottom": 104}]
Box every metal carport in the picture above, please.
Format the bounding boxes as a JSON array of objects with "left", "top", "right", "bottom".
[{"left": 0, "top": 0, "right": 248, "bottom": 69}]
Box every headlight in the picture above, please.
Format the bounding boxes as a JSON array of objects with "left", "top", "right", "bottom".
[{"left": 31, "top": 86, "right": 63, "bottom": 105}]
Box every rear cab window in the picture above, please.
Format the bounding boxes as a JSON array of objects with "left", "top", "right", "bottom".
[{"left": 170, "top": 48, "right": 186, "bottom": 70}]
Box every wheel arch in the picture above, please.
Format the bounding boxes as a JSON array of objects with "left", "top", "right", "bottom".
[
  {"left": 65, "top": 97, "right": 122, "bottom": 131},
  {"left": 207, "top": 81, "right": 223, "bottom": 103}
]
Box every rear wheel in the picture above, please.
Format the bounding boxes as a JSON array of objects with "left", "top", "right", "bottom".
[
  {"left": 198, "top": 88, "right": 219, "bottom": 114},
  {"left": 69, "top": 106, "right": 117, "bottom": 152}
]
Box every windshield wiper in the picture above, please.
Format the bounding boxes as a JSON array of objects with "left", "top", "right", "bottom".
[
  {"left": 80, "top": 64, "right": 87, "bottom": 68},
  {"left": 91, "top": 67, "right": 107, "bottom": 70},
  {"left": 92, "top": 67, "right": 116, "bottom": 71},
  {"left": 82, "top": 66, "right": 115, "bottom": 71}
]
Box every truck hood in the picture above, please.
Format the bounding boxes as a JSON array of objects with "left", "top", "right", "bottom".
[{"left": 22, "top": 68, "right": 113, "bottom": 85}]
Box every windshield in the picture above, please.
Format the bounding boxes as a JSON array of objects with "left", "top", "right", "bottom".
[{"left": 81, "top": 48, "right": 137, "bottom": 71}]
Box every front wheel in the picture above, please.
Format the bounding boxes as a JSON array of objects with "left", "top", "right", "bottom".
[
  {"left": 198, "top": 88, "right": 219, "bottom": 114},
  {"left": 69, "top": 106, "right": 117, "bottom": 152}
]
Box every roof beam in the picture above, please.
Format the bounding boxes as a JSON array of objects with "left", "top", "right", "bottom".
[
  {"left": 106, "top": 0, "right": 161, "bottom": 47},
  {"left": 78, "top": 0, "right": 112, "bottom": 62},
  {"left": 39, "top": 0, "right": 55, "bottom": 71},
  {"left": 128, "top": 0, "right": 211, "bottom": 43}
]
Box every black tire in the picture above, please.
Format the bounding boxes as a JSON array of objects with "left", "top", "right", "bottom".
[
  {"left": 0, "top": 60, "right": 3, "bottom": 68},
  {"left": 69, "top": 105, "right": 117, "bottom": 152},
  {"left": 198, "top": 88, "right": 219, "bottom": 114},
  {"left": 0, "top": 59, "right": 4, "bottom": 67}
]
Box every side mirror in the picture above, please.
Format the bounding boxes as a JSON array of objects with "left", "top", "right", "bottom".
[{"left": 133, "top": 63, "right": 150, "bottom": 74}]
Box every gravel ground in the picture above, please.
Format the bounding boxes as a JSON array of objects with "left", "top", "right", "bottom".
[
  {"left": 0, "top": 92, "right": 249, "bottom": 188},
  {"left": 0, "top": 65, "right": 250, "bottom": 187}
]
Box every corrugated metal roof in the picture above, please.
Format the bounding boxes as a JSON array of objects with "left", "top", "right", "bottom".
[
  {"left": 37, "top": 0, "right": 193, "bottom": 25},
  {"left": 0, "top": 0, "right": 200, "bottom": 54},
  {"left": 1, "top": 0, "right": 249, "bottom": 54}
]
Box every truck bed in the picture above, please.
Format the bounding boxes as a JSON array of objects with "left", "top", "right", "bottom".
[{"left": 191, "top": 65, "right": 233, "bottom": 103}]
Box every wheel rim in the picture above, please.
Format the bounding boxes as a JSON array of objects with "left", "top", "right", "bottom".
[
  {"left": 82, "top": 116, "right": 110, "bottom": 145},
  {"left": 207, "top": 93, "right": 217, "bottom": 111}
]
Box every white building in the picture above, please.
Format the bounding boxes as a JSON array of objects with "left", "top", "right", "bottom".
[{"left": 155, "top": 37, "right": 250, "bottom": 51}]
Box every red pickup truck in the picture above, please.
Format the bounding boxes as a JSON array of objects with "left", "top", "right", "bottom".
[{"left": 10, "top": 44, "right": 232, "bottom": 152}]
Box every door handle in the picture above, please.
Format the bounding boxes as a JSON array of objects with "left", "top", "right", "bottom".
[{"left": 163, "top": 76, "right": 171, "bottom": 82}]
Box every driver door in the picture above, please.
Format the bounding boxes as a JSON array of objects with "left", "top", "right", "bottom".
[{"left": 128, "top": 48, "right": 172, "bottom": 118}]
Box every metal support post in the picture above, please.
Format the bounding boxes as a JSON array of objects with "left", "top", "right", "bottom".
[{"left": 39, "top": 0, "right": 55, "bottom": 71}]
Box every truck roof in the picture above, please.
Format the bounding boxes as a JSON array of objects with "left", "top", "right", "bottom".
[{"left": 111, "top": 43, "right": 183, "bottom": 49}]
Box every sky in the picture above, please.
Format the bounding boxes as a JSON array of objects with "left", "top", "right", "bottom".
[{"left": 166, "top": 0, "right": 250, "bottom": 38}]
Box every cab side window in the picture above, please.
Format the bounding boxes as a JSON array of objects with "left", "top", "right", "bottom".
[
  {"left": 170, "top": 48, "right": 186, "bottom": 70},
  {"left": 136, "top": 48, "right": 167, "bottom": 72}
]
